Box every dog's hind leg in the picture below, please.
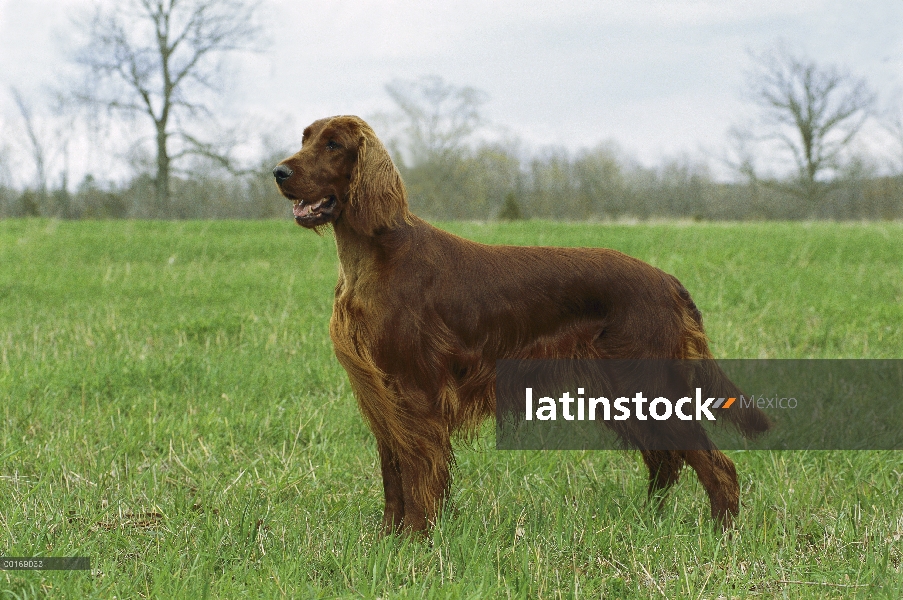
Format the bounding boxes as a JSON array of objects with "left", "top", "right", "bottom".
[
  {"left": 680, "top": 448, "right": 739, "bottom": 530},
  {"left": 641, "top": 449, "right": 684, "bottom": 512}
]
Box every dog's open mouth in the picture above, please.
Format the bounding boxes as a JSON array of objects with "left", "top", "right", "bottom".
[{"left": 293, "top": 195, "right": 337, "bottom": 225}]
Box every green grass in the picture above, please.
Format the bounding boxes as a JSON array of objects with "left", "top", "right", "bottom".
[{"left": 1, "top": 218, "right": 902, "bottom": 598}]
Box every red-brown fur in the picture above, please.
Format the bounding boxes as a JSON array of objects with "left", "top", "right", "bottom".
[{"left": 274, "top": 115, "right": 770, "bottom": 534}]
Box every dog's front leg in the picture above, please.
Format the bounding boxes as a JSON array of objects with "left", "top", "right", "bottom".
[
  {"left": 396, "top": 434, "right": 451, "bottom": 535},
  {"left": 377, "top": 439, "right": 405, "bottom": 535}
]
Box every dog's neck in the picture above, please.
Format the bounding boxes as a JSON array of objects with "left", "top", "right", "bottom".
[
  {"left": 332, "top": 215, "right": 415, "bottom": 289},
  {"left": 333, "top": 218, "right": 378, "bottom": 286}
]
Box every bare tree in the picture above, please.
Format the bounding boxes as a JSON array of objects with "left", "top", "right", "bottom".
[
  {"left": 723, "top": 125, "right": 760, "bottom": 184},
  {"left": 881, "top": 104, "right": 903, "bottom": 174},
  {"left": 375, "top": 76, "right": 491, "bottom": 218},
  {"left": 744, "top": 45, "right": 874, "bottom": 203},
  {"left": 8, "top": 88, "right": 76, "bottom": 216},
  {"left": 10, "top": 88, "right": 48, "bottom": 202},
  {"left": 71, "top": 0, "right": 260, "bottom": 212},
  {"left": 383, "top": 75, "right": 487, "bottom": 166}
]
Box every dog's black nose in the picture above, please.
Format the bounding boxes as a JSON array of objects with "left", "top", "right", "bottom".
[{"left": 273, "top": 164, "right": 293, "bottom": 182}]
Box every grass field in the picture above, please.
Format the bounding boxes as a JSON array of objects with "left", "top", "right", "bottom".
[{"left": 1, "top": 218, "right": 902, "bottom": 598}]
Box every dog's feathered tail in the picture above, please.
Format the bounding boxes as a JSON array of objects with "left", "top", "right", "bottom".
[{"left": 672, "top": 280, "right": 772, "bottom": 439}]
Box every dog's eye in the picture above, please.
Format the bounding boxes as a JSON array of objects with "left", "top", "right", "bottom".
[{"left": 325, "top": 140, "right": 340, "bottom": 150}]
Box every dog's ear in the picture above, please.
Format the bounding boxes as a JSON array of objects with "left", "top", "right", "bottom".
[{"left": 344, "top": 123, "right": 408, "bottom": 236}]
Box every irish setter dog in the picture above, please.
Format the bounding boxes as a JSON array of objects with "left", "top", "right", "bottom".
[{"left": 273, "top": 115, "right": 770, "bottom": 534}]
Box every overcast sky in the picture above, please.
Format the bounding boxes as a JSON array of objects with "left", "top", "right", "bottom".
[{"left": 0, "top": 0, "right": 901, "bottom": 184}]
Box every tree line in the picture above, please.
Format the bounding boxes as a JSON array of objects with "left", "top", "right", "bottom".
[
  {"left": 3, "top": 144, "right": 897, "bottom": 221},
  {"left": 1, "top": 0, "right": 901, "bottom": 221}
]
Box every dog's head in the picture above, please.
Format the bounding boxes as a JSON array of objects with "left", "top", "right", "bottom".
[{"left": 273, "top": 115, "right": 407, "bottom": 235}]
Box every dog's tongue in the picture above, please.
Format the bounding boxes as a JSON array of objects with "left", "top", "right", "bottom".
[
  {"left": 293, "top": 202, "right": 312, "bottom": 218},
  {"left": 294, "top": 198, "right": 328, "bottom": 218}
]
